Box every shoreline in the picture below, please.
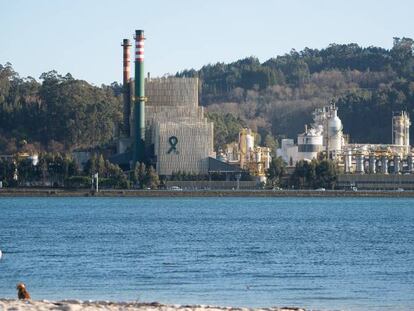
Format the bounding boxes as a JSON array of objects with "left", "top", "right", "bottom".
[
  {"left": 0, "top": 188, "right": 414, "bottom": 198},
  {"left": 0, "top": 299, "right": 305, "bottom": 311}
]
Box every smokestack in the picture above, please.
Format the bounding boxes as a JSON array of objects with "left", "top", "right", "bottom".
[
  {"left": 133, "top": 30, "right": 146, "bottom": 165},
  {"left": 121, "top": 39, "right": 131, "bottom": 136},
  {"left": 122, "top": 39, "right": 131, "bottom": 84}
]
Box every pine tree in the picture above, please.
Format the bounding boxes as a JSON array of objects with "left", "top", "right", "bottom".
[
  {"left": 97, "top": 155, "right": 105, "bottom": 176},
  {"left": 145, "top": 165, "right": 160, "bottom": 189},
  {"left": 133, "top": 162, "right": 146, "bottom": 188}
]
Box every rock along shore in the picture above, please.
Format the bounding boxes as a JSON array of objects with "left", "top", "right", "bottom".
[{"left": 0, "top": 299, "right": 304, "bottom": 311}]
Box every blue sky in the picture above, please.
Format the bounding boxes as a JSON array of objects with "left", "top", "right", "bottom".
[{"left": 1, "top": 0, "right": 413, "bottom": 85}]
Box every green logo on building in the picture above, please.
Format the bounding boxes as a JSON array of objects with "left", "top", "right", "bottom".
[{"left": 167, "top": 136, "right": 179, "bottom": 154}]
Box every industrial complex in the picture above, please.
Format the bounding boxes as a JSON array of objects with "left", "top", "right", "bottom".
[
  {"left": 277, "top": 104, "right": 412, "bottom": 173},
  {"left": 276, "top": 104, "right": 414, "bottom": 189},
  {"left": 14, "top": 28, "right": 404, "bottom": 191},
  {"left": 3, "top": 29, "right": 414, "bottom": 191},
  {"left": 110, "top": 29, "right": 414, "bottom": 189},
  {"left": 109, "top": 29, "right": 272, "bottom": 184},
  {"left": 112, "top": 30, "right": 215, "bottom": 176}
]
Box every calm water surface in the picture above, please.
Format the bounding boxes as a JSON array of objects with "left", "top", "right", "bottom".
[{"left": 0, "top": 197, "right": 413, "bottom": 310}]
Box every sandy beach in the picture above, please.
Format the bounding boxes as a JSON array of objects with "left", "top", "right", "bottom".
[{"left": 0, "top": 300, "right": 304, "bottom": 311}]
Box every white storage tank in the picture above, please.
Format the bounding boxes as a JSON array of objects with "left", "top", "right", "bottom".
[
  {"left": 327, "top": 108, "right": 343, "bottom": 153},
  {"left": 246, "top": 129, "right": 254, "bottom": 151},
  {"left": 297, "top": 127, "right": 323, "bottom": 161}
]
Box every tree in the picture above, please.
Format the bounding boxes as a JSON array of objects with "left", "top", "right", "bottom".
[
  {"left": 145, "top": 166, "right": 160, "bottom": 189},
  {"left": 264, "top": 134, "right": 278, "bottom": 156},
  {"left": 315, "top": 160, "right": 337, "bottom": 189},
  {"left": 97, "top": 155, "right": 106, "bottom": 176},
  {"left": 290, "top": 159, "right": 337, "bottom": 189},
  {"left": 133, "top": 162, "right": 146, "bottom": 188},
  {"left": 267, "top": 156, "right": 286, "bottom": 187},
  {"left": 83, "top": 155, "right": 97, "bottom": 176}
]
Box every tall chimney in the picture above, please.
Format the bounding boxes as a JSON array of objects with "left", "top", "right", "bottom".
[
  {"left": 133, "top": 30, "right": 146, "bottom": 165},
  {"left": 121, "top": 39, "right": 131, "bottom": 137}
]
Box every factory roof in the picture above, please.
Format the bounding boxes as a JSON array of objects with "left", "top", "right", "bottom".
[{"left": 208, "top": 157, "right": 244, "bottom": 173}]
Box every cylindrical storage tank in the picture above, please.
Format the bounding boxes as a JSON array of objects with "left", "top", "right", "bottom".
[
  {"left": 394, "top": 155, "right": 401, "bottom": 174},
  {"left": 239, "top": 129, "right": 247, "bottom": 167},
  {"left": 393, "top": 117, "right": 404, "bottom": 146},
  {"left": 239, "top": 129, "right": 247, "bottom": 152},
  {"left": 376, "top": 158, "right": 382, "bottom": 174},
  {"left": 344, "top": 150, "right": 352, "bottom": 173},
  {"left": 355, "top": 154, "right": 365, "bottom": 174},
  {"left": 256, "top": 148, "right": 262, "bottom": 163},
  {"left": 328, "top": 109, "right": 343, "bottom": 153},
  {"left": 297, "top": 129, "right": 323, "bottom": 161},
  {"left": 381, "top": 156, "right": 389, "bottom": 174},
  {"left": 264, "top": 149, "right": 271, "bottom": 169},
  {"left": 392, "top": 112, "right": 410, "bottom": 147},
  {"left": 406, "top": 120, "right": 410, "bottom": 148},
  {"left": 369, "top": 154, "right": 376, "bottom": 174},
  {"left": 408, "top": 154, "right": 413, "bottom": 173},
  {"left": 246, "top": 130, "right": 254, "bottom": 151}
]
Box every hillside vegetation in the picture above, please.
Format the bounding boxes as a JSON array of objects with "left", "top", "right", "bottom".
[
  {"left": 0, "top": 37, "right": 413, "bottom": 154},
  {"left": 179, "top": 37, "right": 414, "bottom": 147},
  {"left": 0, "top": 67, "right": 122, "bottom": 153}
]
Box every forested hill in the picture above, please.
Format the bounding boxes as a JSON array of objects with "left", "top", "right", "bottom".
[
  {"left": 0, "top": 66, "right": 123, "bottom": 154},
  {"left": 0, "top": 38, "right": 413, "bottom": 154},
  {"left": 178, "top": 37, "right": 414, "bottom": 149}
]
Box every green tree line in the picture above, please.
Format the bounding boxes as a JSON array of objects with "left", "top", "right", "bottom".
[
  {"left": 0, "top": 153, "right": 161, "bottom": 189},
  {"left": 0, "top": 65, "right": 122, "bottom": 153}
]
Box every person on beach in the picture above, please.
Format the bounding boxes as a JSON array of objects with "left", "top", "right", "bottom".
[{"left": 16, "top": 283, "right": 31, "bottom": 300}]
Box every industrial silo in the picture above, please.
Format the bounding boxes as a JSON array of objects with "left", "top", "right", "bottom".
[
  {"left": 327, "top": 107, "right": 343, "bottom": 154},
  {"left": 297, "top": 126, "right": 323, "bottom": 161}
]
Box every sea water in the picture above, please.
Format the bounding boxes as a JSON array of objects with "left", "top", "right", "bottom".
[{"left": 0, "top": 197, "right": 413, "bottom": 310}]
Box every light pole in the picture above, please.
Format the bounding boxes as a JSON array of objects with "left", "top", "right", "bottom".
[{"left": 92, "top": 173, "right": 99, "bottom": 193}]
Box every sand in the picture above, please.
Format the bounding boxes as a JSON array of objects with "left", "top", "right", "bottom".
[{"left": 0, "top": 299, "right": 304, "bottom": 311}]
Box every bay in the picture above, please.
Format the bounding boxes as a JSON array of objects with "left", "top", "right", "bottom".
[{"left": 0, "top": 197, "right": 413, "bottom": 310}]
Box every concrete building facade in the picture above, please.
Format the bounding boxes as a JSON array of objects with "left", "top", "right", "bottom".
[{"left": 144, "top": 77, "right": 214, "bottom": 175}]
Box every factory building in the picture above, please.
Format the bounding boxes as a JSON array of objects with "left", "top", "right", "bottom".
[
  {"left": 112, "top": 30, "right": 215, "bottom": 176},
  {"left": 146, "top": 77, "right": 214, "bottom": 175},
  {"left": 278, "top": 104, "right": 344, "bottom": 163},
  {"left": 218, "top": 128, "right": 272, "bottom": 182},
  {"left": 276, "top": 102, "right": 414, "bottom": 189},
  {"left": 278, "top": 139, "right": 298, "bottom": 165},
  {"left": 392, "top": 111, "right": 410, "bottom": 153}
]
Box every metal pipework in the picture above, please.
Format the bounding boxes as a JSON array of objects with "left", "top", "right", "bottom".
[
  {"left": 133, "top": 30, "right": 146, "bottom": 165},
  {"left": 121, "top": 39, "right": 131, "bottom": 136}
]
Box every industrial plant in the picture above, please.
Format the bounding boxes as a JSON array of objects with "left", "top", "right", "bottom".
[
  {"left": 78, "top": 28, "right": 414, "bottom": 190},
  {"left": 112, "top": 30, "right": 215, "bottom": 176},
  {"left": 106, "top": 29, "right": 277, "bottom": 186},
  {"left": 277, "top": 104, "right": 414, "bottom": 189},
  {"left": 218, "top": 129, "right": 272, "bottom": 182}
]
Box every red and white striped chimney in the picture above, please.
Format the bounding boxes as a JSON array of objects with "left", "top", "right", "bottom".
[{"left": 135, "top": 30, "right": 145, "bottom": 63}]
